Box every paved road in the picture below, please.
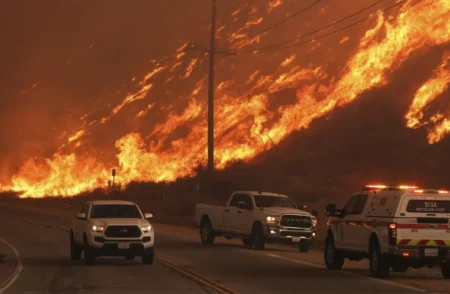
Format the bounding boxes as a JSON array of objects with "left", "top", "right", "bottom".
[{"left": 0, "top": 206, "right": 447, "bottom": 293}]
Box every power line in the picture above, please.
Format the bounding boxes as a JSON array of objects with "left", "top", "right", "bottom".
[
  {"left": 238, "top": 0, "right": 406, "bottom": 53},
  {"left": 237, "top": 0, "right": 389, "bottom": 52},
  {"left": 224, "top": 0, "right": 323, "bottom": 45}
]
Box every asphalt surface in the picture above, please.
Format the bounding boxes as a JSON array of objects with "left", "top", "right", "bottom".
[{"left": 0, "top": 206, "right": 448, "bottom": 293}]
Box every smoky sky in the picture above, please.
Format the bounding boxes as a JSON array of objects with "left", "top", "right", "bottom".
[{"left": 1, "top": 0, "right": 211, "bottom": 170}]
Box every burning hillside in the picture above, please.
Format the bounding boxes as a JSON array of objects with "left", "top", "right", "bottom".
[{"left": 1, "top": 0, "right": 450, "bottom": 197}]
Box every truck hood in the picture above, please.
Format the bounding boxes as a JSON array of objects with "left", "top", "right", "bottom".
[
  {"left": 90, "top": 218, "right": 150, "bottom": 226},
  {"left": 261, "top": 207, "right": 312, "bottom": 217}
]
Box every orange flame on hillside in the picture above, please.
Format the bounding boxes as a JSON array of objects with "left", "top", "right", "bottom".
[
  {"left": 2, "top": 0, "right": 450, "bottom": 197},
  {"left": 405, "top": 51, "right": 450, "bottom": 143}
]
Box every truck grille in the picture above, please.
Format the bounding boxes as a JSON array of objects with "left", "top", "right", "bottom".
[
  {"left": 104, "top": 226, "right": 142, "bottom": 238},
  {"left": 280, "top": 215, "right": 312, "bottom": 228}
]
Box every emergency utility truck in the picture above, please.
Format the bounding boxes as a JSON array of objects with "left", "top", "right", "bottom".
[{"left": 324, "top": 184, "right": 450, "bottom": 279}]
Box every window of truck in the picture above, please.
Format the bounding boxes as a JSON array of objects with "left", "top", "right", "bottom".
[
  {"left": 90, "top": 204, "right": 142, "bottom": 219},
  {"left": 253, "top": 195, "right": 297, "bottom": 209},
  {"left": 406, "top": 200, "right": 450, "bottom": 213}
]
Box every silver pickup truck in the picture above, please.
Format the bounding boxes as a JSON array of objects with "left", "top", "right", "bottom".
[{"left": 195, "top": 191, "right": 316, "bottom": 252}]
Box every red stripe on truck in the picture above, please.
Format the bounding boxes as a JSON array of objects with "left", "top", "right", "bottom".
[
  {"left": 397, "top": 224, "right": 448, "bottom": 229},
  {"left": 398, "top": 239, "right": 412, "bottom": 245},
  {"left": 417, "top": 239, "right": 430, "bottom": 246},
  {"left": 435, "top": 240, "right": 446, "bottom": 246}
]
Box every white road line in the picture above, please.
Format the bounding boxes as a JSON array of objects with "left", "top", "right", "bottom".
[
  {"left": 264, "top": 253, "right": 427, "bottom": 293},
  {"left": 0, "top": 239, "right": 23, "bottom": 294}
]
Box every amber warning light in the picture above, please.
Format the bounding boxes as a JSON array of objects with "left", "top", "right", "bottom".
[{"left": 364, "top": 184, "right": 418, "bottom": 191}]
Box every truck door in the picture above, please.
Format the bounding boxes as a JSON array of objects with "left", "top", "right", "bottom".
[
  {"left": 234, "top": 194, "right": 254, "bottom": 236},
  {"left": 345, "top": 194, "right": 369, "bottom": 251},
  {"left": 223, "top": 194, "right": 243, "bottom": 234},
  {"left": 339, "top": 194, "right": 366, "bottom": 250},
  {"left": 75, "top": 203, "right": 89, "bottom": 243}
]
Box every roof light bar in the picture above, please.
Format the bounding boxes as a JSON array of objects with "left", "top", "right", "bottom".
[
  {"left": 364, "top": 184, "right": 419, "bottom": 191},
  {"left": 398, "top": 185, "right": 418, "bottom": 189},
  {"left": 438, "top": 190, "right": 449, "bottom": 194},
  {"left": 414, "top": 189, "right": 424, "bottom": 193},
  {"left": 365, "top": 184, "right": 387, "bottom": 189}
]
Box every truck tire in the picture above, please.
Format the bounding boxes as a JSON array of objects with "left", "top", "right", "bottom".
[
  {"left": 324, "top": 235, "right": 344, "bottom": 270},
  {"left": 83, "top": 236, "right": 96, "bottom": 265},
  {"left": 251, "top": 224, "right": 265, "bottom": 250},
  {"left": 390, "top": 257, "right": 409, "bottom": 272},
  {"left": 70, "top": 232, "right": 82, "bottom": 261},
  {"left": 243, "top": 238, "right": 253, "bottom": 247},
  {"left": 142, "top": 247, "right": 154, "bottom": 265},
  {"left": 441, "top": 261, "right": 450, "bottom": 279},
  {"left": 299, "top": 239, "right": 310, "bottom": 253},
  {"left": 200, "top": 219, "right": 215, "bottom": 245},
  {"left": 369, "top": 241, "right": 390, "bottom": 278},
  {"left": 125, "top": 255, "right": 135, "bottom": 261}
]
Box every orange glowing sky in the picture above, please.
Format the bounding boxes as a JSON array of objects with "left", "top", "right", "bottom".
[{"left": 1, "top": 0, "right": 450, "bottom": 197}]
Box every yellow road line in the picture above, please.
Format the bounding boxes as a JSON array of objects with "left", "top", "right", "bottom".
[{"left": 155, "top": 257, "right": 238, "bottom": 294}]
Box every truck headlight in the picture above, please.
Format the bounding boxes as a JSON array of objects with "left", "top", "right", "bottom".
[
  {"left": 312, "top": 218, "right": 317, "bottom": 228},
  {"left": 266, "top": 216, "right": 279, "bottom": 225},
  {"left": 141, "top": 225, "right": 152, "bottom": 232},
  {"left": 91, "top": 225, "right": 105, "bottom": 232}
]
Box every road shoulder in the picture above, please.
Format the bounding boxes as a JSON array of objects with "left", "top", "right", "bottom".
[{"left": 0, "top": 238, "right": 22, "bottom": 293}]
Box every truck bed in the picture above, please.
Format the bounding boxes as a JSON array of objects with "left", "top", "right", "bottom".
[{"left": 195, "top": 203, "right": 225, "bottom": 230}]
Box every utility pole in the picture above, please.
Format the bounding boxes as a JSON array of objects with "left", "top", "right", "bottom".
[
  {"left": 184, "top": 0, "right": 236, "bottom": 182},
  {"left": 208, "top": 0, "right": 217, "bottom": 176}
]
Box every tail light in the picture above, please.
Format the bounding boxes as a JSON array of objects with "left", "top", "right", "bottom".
[{"left": 388, "top": 223, "right": 397, "bottom": 246}]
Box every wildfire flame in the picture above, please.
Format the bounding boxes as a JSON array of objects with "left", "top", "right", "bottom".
[
  {"left": 2, "top": 0, "right": 450, "bottom": 198},
  {"left": 405, "top": 51, "right": 450, "bottom": 143}
]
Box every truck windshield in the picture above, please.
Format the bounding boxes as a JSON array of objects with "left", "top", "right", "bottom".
[
  {"left": 90, "top": 204, "right": 142, "bottom": 219},
  {"left": 254, "top": 195, "right": 297, "bottom": 209},
  {"left": 406, "top": 200, "right": 450, "bottom": 213}
]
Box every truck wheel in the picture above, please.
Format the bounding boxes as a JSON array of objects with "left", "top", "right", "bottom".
[
  {"left": 324, "top": 236, "right": 344, "bottom": 270},
  {"left": 243, "top": 238, "right": 253, "bottom": 247},
  {"left": 83, "top": 236, "right": 96, "bottom": 265},
  {"left": 125, "top": 255, "right": 135, "bottom": 261},
  {"left": 251, "top": 224, "right": 265, "bottom": 250},
  {"left": 369, "top": 241, "right": 390, "bottom": 278},
  {"left": 299, "top": 239, "right": 310, "bottom": 253},
  {"left": 200, "top": 219, "right": 215, "bottom": 245},
  {"left": 441, "top": 261, "right": 450, "bottom": 279},
  {"left": 70, "top": 232, "right": 82, "bottom": 261},
  {"left": 142, "top": 247, "right": 154, "bottom": 265},
  {"left": 390, "top": 257, "right": 409, "bottom": 272}
]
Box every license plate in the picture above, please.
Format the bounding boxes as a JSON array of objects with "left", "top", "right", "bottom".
[
  {"left": 424, "top": 248, "right": 438, "bottom": 257},
  {"left": 118, "top": 243, "right": 129, "bottom": 249},
  {"left": 292, "top": 237, "right": 302, "bottom": 242}
]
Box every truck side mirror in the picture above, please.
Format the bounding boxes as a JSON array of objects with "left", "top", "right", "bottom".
[
  {"left": 326, "top": 204, "right": 336, "bottom": 216},
  {"left": 76, "top": 213, "right": 86, "bottom": 220},
  {"left": 311, "top": 209, "right": 318, "bottom": 218}
]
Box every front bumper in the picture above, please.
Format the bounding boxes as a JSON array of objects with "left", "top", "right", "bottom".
[
  {"left": 389, "top": 246, "right": 450, "bottom": 262},
  {"left": 93, "top": 242, "right": 154, "bottom": 257},
  {"left": 86, "top": 232, "right": 154, "bottom": 255},
  {"left": 265, "top": 225, "right": 315, "bottom": 243}
]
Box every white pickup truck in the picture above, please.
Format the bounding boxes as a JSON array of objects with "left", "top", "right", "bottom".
[
  {"left": 195, "top": 191, "right": 316, "bottom": 252},
  {"left": 70, "top": 200, "right": 155, "bottom": 265}
]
